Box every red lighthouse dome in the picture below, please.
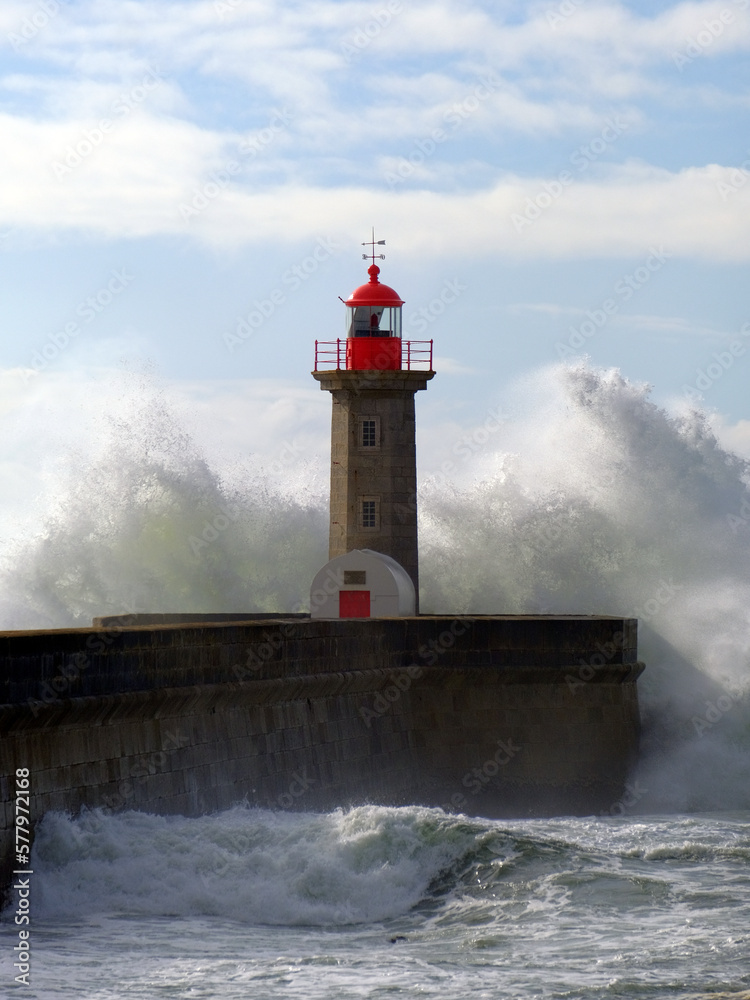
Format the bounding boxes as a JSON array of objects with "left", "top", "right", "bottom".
[
  {"left": 346, "top": 264, "right": 404, "bottom": 309},
  {"left": 344, "top": 263, "right": 404, "bottom": 370}
]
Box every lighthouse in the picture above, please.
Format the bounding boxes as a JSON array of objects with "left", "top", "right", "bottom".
[{"left": 312, "top": 234, "right": 435, "bottom": 615}]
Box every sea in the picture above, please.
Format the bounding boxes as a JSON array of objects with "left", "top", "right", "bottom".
[{"left": 1, "top": 361, "right": 749, "bottom": 998}]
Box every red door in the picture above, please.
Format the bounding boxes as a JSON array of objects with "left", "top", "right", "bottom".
[{"left": 339, "top": 590, "right": 371, "bottom": 618}]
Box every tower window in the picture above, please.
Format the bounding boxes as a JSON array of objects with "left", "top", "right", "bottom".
[
  {"left": 362, "top": 419, "right": 376, "bottom": 447},
  {"left": 358, "top": 416, "right": 380, "bottom": 449},
  {"left": 359, "top": 496, "right": 380, "bottom": 530}
]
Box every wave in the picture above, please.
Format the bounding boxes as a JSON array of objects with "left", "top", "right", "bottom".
[
  {"left": 25, "top": 805, "right": 491, "bottom": 925},
  {"left": 17, "top": 806, "right": 750, "bottom": 930}
]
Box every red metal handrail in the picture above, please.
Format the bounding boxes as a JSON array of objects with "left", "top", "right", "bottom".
[
  {"left": 313, "top": 339, "right": 347, "bottom": 370},
  {"left": 314, "top": 339, "right": 433, "bottom": 372}
]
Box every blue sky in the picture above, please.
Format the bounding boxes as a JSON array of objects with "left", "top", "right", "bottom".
[{"left": 1, "top": 0, "right": 750, "bottom": 506}]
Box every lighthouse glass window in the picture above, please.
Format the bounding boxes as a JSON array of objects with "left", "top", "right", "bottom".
[{"left": 347, "top": 306, "right": 401, "bottom": 339}]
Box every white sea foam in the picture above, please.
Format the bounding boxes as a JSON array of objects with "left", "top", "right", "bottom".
[
  {"left": 19, "top": 807, "right": 750, "bottom": 936},
  {"left": 28, "top": 805, "right": 485, "bottom": 925},
  {"left": 4, "top": 808, "right": 749, "bottom": 998}
]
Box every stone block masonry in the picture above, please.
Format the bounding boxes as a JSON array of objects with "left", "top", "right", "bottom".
[
  {"left": 312, "top": 369, "right": 435, "bottom": 607},
  {"left": 0, "top": 614, "right": 643, "bottom": 896}
]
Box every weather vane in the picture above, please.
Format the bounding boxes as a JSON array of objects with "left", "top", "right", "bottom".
[{"left": 361, "top": 227, "right": 386, "bottom": 265}]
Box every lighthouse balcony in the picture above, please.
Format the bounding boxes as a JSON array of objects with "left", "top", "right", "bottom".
[{"left": 314, "top": 338, "right": 433, "bottom": 372}]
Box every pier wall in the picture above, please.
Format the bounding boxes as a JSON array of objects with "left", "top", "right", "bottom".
[{"left": 1, "top": 615, "right": 644, "bottom": 889}]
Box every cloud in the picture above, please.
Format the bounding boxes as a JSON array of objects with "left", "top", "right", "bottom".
[
  {"left": 7, "top": 1, "right": 748, "bottom": 129},
  {"left": 612, "top": 314, "right": 731, "bottom": 338},
  {"left": 1, "top": 104, "right": 749, "bottom": 259},
  {"left": 0, "top": 107, "right": 225, "bottom": 238},
  {"left": 509, "top": 302, "right": 588, "bottom": 318},
  {"left": 508, "top": 307, "right": 739, "bottom": 340},
  {"left": 1, "top": 0, "right": 748, "bottom": 258}
]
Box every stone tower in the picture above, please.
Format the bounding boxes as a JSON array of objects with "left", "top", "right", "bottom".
[{"left": 312, "top": 236, "right": 434, "bottom": 611}]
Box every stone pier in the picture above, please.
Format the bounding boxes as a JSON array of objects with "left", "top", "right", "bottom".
[{"left": 1, "top": 614, "right": 644, "bottom": 895}]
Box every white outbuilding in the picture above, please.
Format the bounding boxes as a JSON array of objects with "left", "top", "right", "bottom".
[{"left": 309, "top": 549, "right": 416, "bottom": 618}]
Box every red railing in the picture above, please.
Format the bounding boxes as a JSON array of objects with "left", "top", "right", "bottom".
[
  {"left": 314, "top": 339, "right": 347, "bottom": 370},
  {"left": 314, "top": 339, "right": 433, "bottom": 372}
]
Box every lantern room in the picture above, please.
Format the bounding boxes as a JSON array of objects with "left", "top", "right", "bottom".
[{"left": 344, "top": 262, "right": 404, "bottom": 371}]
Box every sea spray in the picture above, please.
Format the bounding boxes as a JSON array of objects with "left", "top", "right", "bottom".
[
  {"left": 418, "top": 364, "right": 750, "bottom": 811},
  {"left": 1, "top": 361, "right": 749, "bottom": 811},
  {"left": 0, "top": 369, "right": 327, "bottom": 629}
]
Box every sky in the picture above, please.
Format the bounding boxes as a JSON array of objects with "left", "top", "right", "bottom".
[{"left": 1, "top": 0, "right": 750, "bottom": 510}]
